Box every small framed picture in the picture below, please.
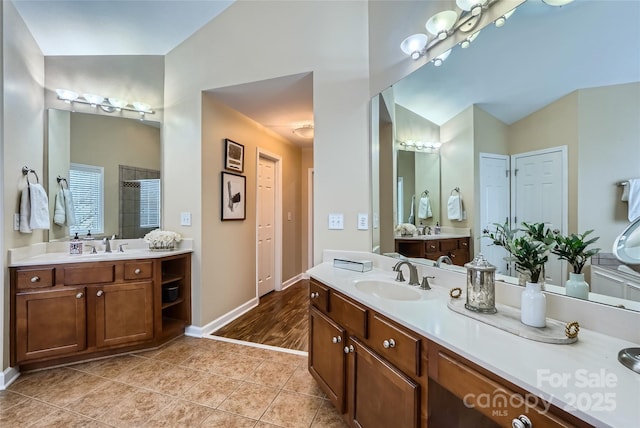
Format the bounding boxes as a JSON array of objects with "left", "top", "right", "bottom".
[
  {"left": 221, "top": 171, "right": 246, "bottom": 221},
  {"left": 224, "top": 139, "right": 244, "bottom": 173}
]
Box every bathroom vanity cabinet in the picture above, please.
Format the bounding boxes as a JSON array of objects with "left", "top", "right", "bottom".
[
  {"left": 309, "top": 277, "right": 590, "bottom": 428},
  {"left": 10, "top": 253, "right": 191, "bottom": 370},
  {"left": 394, "top": 237, "right": 470, "bottom": 266}
]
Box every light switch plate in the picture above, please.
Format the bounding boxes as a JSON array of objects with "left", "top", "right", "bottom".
[
  {"left": 180, "top": 212, "right": 192, "bottom": 226},
  {"left": 357, "top": 213, "right": 368, "bottom": 230},
  {"left": 328, "top": 213, "right": 344, "bottom": 230}
]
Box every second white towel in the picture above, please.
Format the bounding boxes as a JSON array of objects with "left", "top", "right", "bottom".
[
  {"left": 447, "top": 195, "right": 463, "bottom": 221},
  {"left": 628, "top": 178, "right": 640, "bottom": 222},
  {"left": 418, "top": 196, "right": 432, "bottom": 219}
]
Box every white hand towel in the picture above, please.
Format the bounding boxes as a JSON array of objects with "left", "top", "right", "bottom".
[
  {"left": 28, "top": 183, "right": 50, "bottom": 230},
  {"left": 621, "top": 182, "right": 630, "bottom": 202},
  {"left": 628, "top": 178, "right": 640, "bottom": 221},
  {"left": 418, "top": 196, "right": 432, "bottom": 219},
  {"left": 19, "top": 186, "right": 32, "bottom": 233},
  {"left": 447, "top": 195, "right": 463, "bottom": 221},
  {"left": 54, "top": 189, "right": 66, "bottom": 226},
  {"left": 63, "top": 189, "right": 77, "bottom": 226}
]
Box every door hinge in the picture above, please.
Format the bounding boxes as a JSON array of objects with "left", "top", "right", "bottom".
[{"left": 513, "top": 168, "right": 518, "bottom": 176}]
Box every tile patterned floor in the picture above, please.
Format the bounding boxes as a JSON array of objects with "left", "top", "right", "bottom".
[{"left": 1, "top": 336, "right": 348, "bottom": 428}]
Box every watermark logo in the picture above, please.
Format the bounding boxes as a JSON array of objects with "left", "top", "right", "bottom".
[
  {"left": 537, "top": 368, "right": 617, "bottom": 412},
  {"left": 463, "top": 388, "right": 551, "bottom": 418}
]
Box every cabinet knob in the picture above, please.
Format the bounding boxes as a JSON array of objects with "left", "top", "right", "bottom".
[
  {"left": 344, "top": 345, "right": 354, "bottom": 354},
  {"left": 310, "top": 292, "right": 319, "bottom": 299},
  {"left": 96, "top": 290, "right": 104, "bottom": 297},
  {"left": 462, "top": 242, "right": 468, "bottom": 247},
  {"left": 76, "top": 292, "right": 84, "bottom": 299},
  {"left": 134, "top": 268, "right": 141, "bottom": 274},
  {"left": 332, "top": 336, "right": 342, "bottom": 344},
  {"left": 512, "top": 415, "right": 532, "bottom": 428},
  {"left": 383, "top": 339, "right": 396, "bottom": 349},
  {"left": 30, "top": 276, "right": 40, "bottom": 283}
]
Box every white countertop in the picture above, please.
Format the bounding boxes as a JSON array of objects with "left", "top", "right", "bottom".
[
  {"left": 308, "top": 256, "right": 640, "bottom": 427},
  {"left": 394, "top": 232, "right": 469, "bottom": 241}
]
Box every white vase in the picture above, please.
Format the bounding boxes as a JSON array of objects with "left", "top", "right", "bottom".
[
  {"left": 521, "top": 281, "right": 546, "bottom": 327},
  {"left": 565, "top": 272, "right": 589, "bottom": 300}
]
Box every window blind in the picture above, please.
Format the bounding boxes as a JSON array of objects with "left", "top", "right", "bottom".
[
  {"left": 69, "top": 163, "right": 104, "bottom": 235},
  {"left": 139, "top": 179, "right": 161, "bottom": 228}
]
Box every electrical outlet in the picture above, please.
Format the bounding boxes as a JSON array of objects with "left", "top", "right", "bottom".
[
  {"left": 180, "top": 212, "right": 192, "bottom": 226},
  {"left": 13, "top": 213, "right": 20, "bottom": 231},
  {"left": 357, "top": 213, "right": 368, "bottom": 230},
  {"left": 328, "top": 213, "right": 344, "bottom": 230}
]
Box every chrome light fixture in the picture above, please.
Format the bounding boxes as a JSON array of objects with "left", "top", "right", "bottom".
[
  {"left": 293, "top": 124, "right": 314, "bottom": 139},
  {"left": 398, "top": 140, "right": 442, "bottom": 151},
  {"left": 400, "top": 0, "right": 515, "bottom": 64},
  {"left": 55, "top": 88, "right": 155, "bottom": 116},
  {"left": 542, "top": 0, "right": 575, "bottom": 6}
]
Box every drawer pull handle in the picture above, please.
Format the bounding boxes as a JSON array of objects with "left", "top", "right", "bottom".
[
  {"left": 96, "top": 290, "right": 104, "bottom": 297},
  {"left": 332, "top": 336, "right": 342, "bottom": 344},
  {"left": 134, "top": 268, "right": 141, "bottom": 274},
  {"left": 344, "top": 345, "right": 354, "bottom": 354},
  {"left": 383, "top": 339, "right": 396, "bottom": 349},
  {"left": 30, "top": 276, "right": 40, "bottom": 283},
  {"left": 310, "top": 292, "right": 319, "bottom": 299},
  {"left": 512, "top": 415, "right": 532, "bottom": 428},
  {"left": 76, "top": 292, "right": 84, "bottom": 299}
]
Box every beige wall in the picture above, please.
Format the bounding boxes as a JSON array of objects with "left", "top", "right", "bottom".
[
  {"left": 164, "top": 1, "right": 370, "bottom": 327},
  {"left": 69, "top": 112, "right": 161, "bottom": 238},
  {"left": 200, "top": 93, "right": 303, "bottom": 324},
  {"left": 301, "top": 147, "right": 314, "bottom": 270},
  {"left": 2, "top": 0, "right": 44, "bottom": 370}
]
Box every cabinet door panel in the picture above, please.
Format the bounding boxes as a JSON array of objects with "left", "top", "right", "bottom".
[
  {"left": 93, "top": 281, "right": 153, "bottom": 348},
  {"left": 309, "top": 307, "right": 346, "bottom": 413},
  {"left": 15, "top": 288, "right": 86, "bottom": 363},
  {"left": 350, "top": 338, "right": 419, "bottom": 428},
  {"left": 368, "top": 313, "right": 421, "bottom": 377}
]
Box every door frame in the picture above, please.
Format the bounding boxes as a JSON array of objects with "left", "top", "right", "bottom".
[
  {"left": 308, "top": 167, "right": 314, "bottom": 270},
  {"left": 256, "top": 149, "right": 283, "bottom": 294}
]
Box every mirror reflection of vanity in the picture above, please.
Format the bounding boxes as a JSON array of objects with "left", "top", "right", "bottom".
[
  {"left": 371, "top": 1, "right": 640, "bottom": 311},
  {"left": 47, "top": 109, "right": 161, "bottom": 241}
]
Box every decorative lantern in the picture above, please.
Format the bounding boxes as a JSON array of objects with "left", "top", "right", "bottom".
[{"left": 464, "top": 254, "right": 497, "bottom": 314}]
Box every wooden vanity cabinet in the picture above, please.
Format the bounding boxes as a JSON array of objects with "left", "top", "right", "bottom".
[
  {"left": 395, "top": 237, "right": 470, "bottom": 266},
  {"left": 10, "top": 253, "right": 191, "bottom": 369}
]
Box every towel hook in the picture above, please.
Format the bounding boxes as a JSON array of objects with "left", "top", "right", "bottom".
[
  {"left": 22, "top": 166, "right": 39, "bottom": 185},
  {"left": 421, "top": 189, "right": 429, "bottom": 197},
  {"left": 450, "top": 187, "right": 460, "bottom": 195},
  {"left": 57, "top": 175, "right": 69, "bottom": 188}
]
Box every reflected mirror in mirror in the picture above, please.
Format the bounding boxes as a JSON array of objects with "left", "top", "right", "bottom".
[
  {"left": 47, "top": 109, "right": 161, "bottom": 240},
  {"left": 371, "top": 0, "right": 640, "bottom": 311}
]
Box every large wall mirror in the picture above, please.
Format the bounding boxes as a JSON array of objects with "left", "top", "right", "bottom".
[
  {"left": 47, "top": 109, "right": 161, "bottom": 241},
  {"left": 371, "top": 0, "right": 640, "bottom": 311}
]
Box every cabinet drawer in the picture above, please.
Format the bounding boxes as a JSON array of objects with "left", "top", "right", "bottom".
[
  {"left": 124, "top": 261, "right": 153, "bottom": 280},
  {"left": 330, "top": 292, "right": 367, "bottom": 338},
  {"left": 310, "top": 279, "right": 329, "bottom": 313},
  {"left": 368, "top": 314, "right": 421, "bottom": 377},
  {"left": 64, "top": 264, "right": 115, "bottom": 285},
  {"left": 439, "top": 239, "right": 458, "bottom": 252},
  {"left": 16, "top": 268, "right": 55, "bottom": 290},
  {"left": 425, "top": 241, "right": 439, "bottom": 253}
]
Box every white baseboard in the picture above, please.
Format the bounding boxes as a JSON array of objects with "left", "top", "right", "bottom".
[
  {"left": 206, "top": 335, "right": 307, "bottom": 356},
  {"left": 0, "top": 366, "right": 20, "bottom": 390},
  {"left": 281, "top": 273, "right": 305, "bottom": 290},
  {"left": 185, "top": 297, "right": 259, "bottom": 338}
]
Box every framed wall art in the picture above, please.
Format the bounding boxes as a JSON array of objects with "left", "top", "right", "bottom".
[
  {"left": 224, "top": 139, "right": 244, "bottom": 173},
  {"left": 221, "top": 171, "right": 246, "bottom": 221}
]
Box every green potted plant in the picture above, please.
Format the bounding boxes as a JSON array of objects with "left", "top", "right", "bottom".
[{"left": 552, "top": 230, "right": 600, "bottom": 299}]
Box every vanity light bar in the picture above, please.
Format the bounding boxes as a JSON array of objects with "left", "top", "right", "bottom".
[{"left": 55, "top": 89, "right": 154, "bottom": 115}]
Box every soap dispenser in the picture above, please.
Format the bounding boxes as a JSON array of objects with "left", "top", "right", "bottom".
[
  {"left": 434, "top": 222, "right": 441, "bottom": 235},
  {"left": 70, "top": 233, "right": 83, "bottom": 255}
]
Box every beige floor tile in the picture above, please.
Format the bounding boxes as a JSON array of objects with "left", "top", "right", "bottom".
[
  {"left": 266, "top": 352, "right": 308, "bottom": 367},
  {"left": 209, "top": 352, "right": 265, "bottom": 380},
  {"left": 179, "top": 347, "right": 225, "bottom": 372},
  {"left": 0, "top": 390, "right": 28, "bottom": 411},
  {"left": 246, "top": 360, "right": 297, "bottom": 388},
  {"left": 148, "top": 338, "right": 202, "bottom": 364},
  {"left": 145, "top": 398, "right": 217, "bottom": 427},
  {"left": 8, "top": 367, "right": 80, "bottom": 397},
  {"left": 71, "top": 354, "right": 146, "bottom": 379},
  {"left": 115, "top": 357, "right": 174, "bottom": 388},
  {"left": 180, "top": 373, "right": 242, "bottom": 408},
  {"left": 260, "top": 390, "right": 324, "bottom": 428},
  {"left": 64, "top": 380, "right": 138, "bottom": 419},
  {"left": 145, "top": 364, "right": 204, "bottom": 396},
  {"left": 310, "top": 400, "right": 349, "bottom": 428},
  {"left": 96, "top": 388, "right": 174, "bottom": 427},
  {"left": 283, "top": 366, "right": 325, "bottom": 398},
  {"left": 218, "top": 382, "right": 279, "bottom": 420},
  {"left": 36, "top": 372, "right": 109, "bottom": 407},
  {"left": 0, "top": 397, "right": 57, "bottom": 428},
  {"left": 28, "top": 408, "right": 109, "bottom": 427},
  {"left": 254, "top": 422, "right": 283, "bottom": 428},
  {"left": 200, "top": 409, "right": 258, "bottom": 427}
]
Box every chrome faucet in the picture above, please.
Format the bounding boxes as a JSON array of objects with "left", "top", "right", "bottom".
[
  {"left": 393, "top": 261, "right": 420, "bottom": 286},
  {"left": 436, "top": 255, "right": 453, "bottom": 268},
  {"left": 103, "top": 237, "right": 112, "bottom": 253}
]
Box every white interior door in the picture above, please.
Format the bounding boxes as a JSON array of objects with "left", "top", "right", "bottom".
[
  {"left": 479, "top": 153, "right": 511, "bottom": 274},
  {"left": 258, "top": 156, "right": 276, "bottom": 296},
  {"left": 512, "top": 146, "right": 567, "bottom": 285}
]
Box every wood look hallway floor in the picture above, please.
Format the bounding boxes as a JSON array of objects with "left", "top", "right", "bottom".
[{"left": 212, "top": 280, "right": 309, "bottom": 352}]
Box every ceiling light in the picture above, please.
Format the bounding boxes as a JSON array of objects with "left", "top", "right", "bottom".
[
  {"left": 426, "top": 10, "right": 458, "bottom": 41},
  {"left": 541, "top": 0, "right": 575, "bottom": 6},
  {"left": 83, "top": 93, "right": 104, "bottom": 107},
  {"left": 56, "top": 89, "right": 78, "bottom": 103},
  {"left": 133, "top": 102, "right": 151, "bottom": 112},
  {"left": 108, "top": 97, "right": 128, "bottom": 111},
  {"left": 293, "top": 124, "right": 314, "bottom": 139},
  {"left": 495, "top": 8, "right": 516, "bottom": 27},
  {"left": 433, "top": 49, "right": 452, "bottom": 67},
  {"left": 400, "top": 34, "right": 428, "bottom": 60},
  {"left": 456, "top": 0, "right": 489, "bottom": 17}
]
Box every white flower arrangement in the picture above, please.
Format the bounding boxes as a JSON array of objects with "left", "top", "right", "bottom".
[
  {"left": 395, "top": 223, "right": 417, "bottom": 236},
  {"left": 143, "top": 229, "right": 182, "bottom": 250}
]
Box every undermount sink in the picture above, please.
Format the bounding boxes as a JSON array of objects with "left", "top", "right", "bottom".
[{"left": 354, "top": 280, "right": 421, "bottom": 301}]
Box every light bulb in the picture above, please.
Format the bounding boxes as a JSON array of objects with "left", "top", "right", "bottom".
[{"left": 401, "top": 34, "right": 428, "bottom": 59}]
